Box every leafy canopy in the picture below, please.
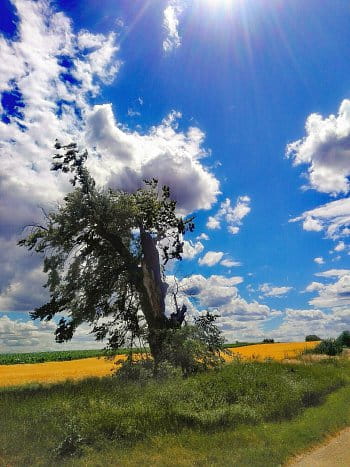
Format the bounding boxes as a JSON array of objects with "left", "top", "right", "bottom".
[{"left": 19, "top": 142, "right": 194, "bottom": 350}]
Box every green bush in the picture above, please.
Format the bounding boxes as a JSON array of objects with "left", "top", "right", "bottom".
[
  {"left": 114, "top": 357, "right": 181, "bottom": 383},
  {"left": 312, "top": 339, "right": 343, "bottom": 356},
  {"left": 160, "top": 318, "right": 225, "bottom": 377},
  {"left": 337, "top": 331, "right": 350, "bottom": 348},
  {"left": 54, "top": 422, "right": 85, "bottom": 457}
]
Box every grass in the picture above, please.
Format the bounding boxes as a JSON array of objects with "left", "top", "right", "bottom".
[{"left": 1, "top": 358, "right": 349, "bottom": 466}]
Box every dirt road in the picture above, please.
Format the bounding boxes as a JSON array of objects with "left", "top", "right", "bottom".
[{"left": 288, "top": 428, "right": 350, "bottom": 467}]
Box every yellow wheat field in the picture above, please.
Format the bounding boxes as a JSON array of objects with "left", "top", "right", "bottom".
[
  {"left": 0, "top": 342, "right": 319, "bottom": 388},
  {"left": 0, "top": 355, "right": 130, "bottom": 388},
  {"left": 224, "top": 341, "right": 319, "bottom": 362}
]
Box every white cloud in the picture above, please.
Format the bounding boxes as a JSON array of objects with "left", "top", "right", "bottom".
[
  {"left": 305, "top": 281, "right": 324, "bottom": 293},
  {"left": 168, "top": 274, "right": 278, "bottom": 343},
  {"left": 85, "top": 106, "right": 220, "bottom": 214},
  {"left": 198, "top": 251, "right": 224, "bottom": 267},
  {"left": 309, "top": 273, "right": 350, "bottom": 309},
  {"left": 182, "top": 240, "right": 204, "bottom": 260},
  {"left": 163, "top": 0, "right": 183, "bottom": 53},
  {"left": 287, "top": 99, "right": 350, "bottom": 195},
  {"left": 302, "top": 217, "right": 323, "bottom": 232},
  {"left": 127, "top": 108, "right": 140, "bottom": 117},
  {"left": 285, "top": 308, "right": 327, "bottom": 321},
  {"left": 220, "top": 259, "right": 241, "bottom": 268},
  {"left": 178, "top": 274, "right": 279, "bottom": 330},
  {"left": 259, "top": 283, "right": 292, "bottom": 297},
  {"left": 228, "top": 226, "right": 240, "bottom": 235},
  {"left": 206, "top": 216, "right": 221, "bottom": 229},
  {"left": 206, "top": 196, "right": 251, "bottom": 234},
  {"left": 0, "top": 314, "right": 102, "bottom": 353},
  {"left": 315, "top": 269, "right": 350, "bottom": 278},
  {"left": 334, "top": 241, "right": 345, "bottom": 252},
  {"left": 314, "top": 257, "right": 324, "bottom": 265},
  {"left": 287, "top": 100, "right": 350, "bottom": 242},
  {"left": 196, "top": 233, "right": 209, "bottom": 241},
  {"left": 290, "top": 197, "right": 350, "bottom": 239},
  {"left": 268, "top": 307, "right": 337, "bottom": 342}
]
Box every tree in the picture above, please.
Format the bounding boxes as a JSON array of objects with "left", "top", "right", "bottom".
[
  {"left": 305, "top": 334, "right": 321, "bottom": 342},
  {"left": 19, "top": 142, "right": 197, "bottom": 367},
  {"left": 337, "top": 330, "right": 350, "bottom": 348}
]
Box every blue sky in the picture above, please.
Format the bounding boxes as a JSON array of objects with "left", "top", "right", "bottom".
[{"left": 1, "top": 0, "right": 350, "bottom": 352}]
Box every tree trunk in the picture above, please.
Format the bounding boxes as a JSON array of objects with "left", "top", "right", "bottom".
[
  {"left": 99, "top": 225, "right": 171, "bottom": 365},
  {"left": 139, "top": 228, "right": 169, "bottom": 366}
]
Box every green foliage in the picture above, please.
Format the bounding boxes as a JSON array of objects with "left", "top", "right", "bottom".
[
  {"left": 115, "top": 358, "right": 181, "bottom": 383},
  {"left": 310, "top": 339, "right": 343, "bottom": 356},
  {"left": 161, "top": 313, "right": 226, "bottom": 376},
  {"left": 336, "top": 330, "right": 350, "bottom": 348},
  {"left": 305, "top": 334, "right": 321, "bottom": 342},
  {"left": 54, "top": 422, "right": 85, "bottom": 458},
  {"left": 262, "top": 338, "right": 274, "bottom": 343}
]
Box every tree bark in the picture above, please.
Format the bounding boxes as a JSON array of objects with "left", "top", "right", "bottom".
[{"left": 139, "top": 228, "right": 169, "bottom": 365}]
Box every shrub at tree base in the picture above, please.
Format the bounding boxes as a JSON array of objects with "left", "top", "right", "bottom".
[{"left": 115, "top": 314, "right": 227, "bottom": 380}]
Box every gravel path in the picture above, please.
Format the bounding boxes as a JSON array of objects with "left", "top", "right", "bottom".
[{"left": 288, "top": 428, "right": 350, "bottom": 467}]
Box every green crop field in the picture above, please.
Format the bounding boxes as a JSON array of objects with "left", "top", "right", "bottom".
[
  {"left": 0, "top": 348, "right": 135, "bottom": 365},
  {"left": 0, "top": 343, "right": 256, "bottom": 365}
]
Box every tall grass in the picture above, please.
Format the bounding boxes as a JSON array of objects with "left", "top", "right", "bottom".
[{"left": 1, "top": 359, "right": 348, "bottom": 464}]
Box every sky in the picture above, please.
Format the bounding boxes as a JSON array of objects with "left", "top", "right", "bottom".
[{"left": 1, "top": 0, "right": 350, "bottom": 352}]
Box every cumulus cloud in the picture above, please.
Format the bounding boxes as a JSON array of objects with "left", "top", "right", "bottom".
[
  {"left": 198, "top": 251, "right": 224, "bottom": 267},
  {"left": 334, "top": 241, "right": 346, "bottom": 252},
  {"left": 196, "top": 233, "right": 209, "bottom": 241},
  {"left": 290, "top": 197, "right": 350, "bottom": 239},
  {"left": 268, "top": 308, "right": 336, "bottom": 342},
  {"left": 206, "top": 196, "right": 251, "bottom": 234},
  {"left": 305, "top": 281, "right": 324, "bottom": 293},
  {"left": 259, "top": 283, "right": 292, "bottom": 297},
  {"left": 85, "top": 106, "right": 219, "bottom": 214},
  {"left": 182, "top": 240, "right": 204, "bottom": 260},
  {"left": 309, "top": 274, "right": 350, "bottom": 309},
  {"left": 287, "top": 100, "right": 350, "bottom": 241},
  {"left": 314, "top": 257, "right": 324, "bottom": 265},
  {"left": 287, "top": 99, "right": 350, "bottom": 195},
  {"left": 0, "top": 0, "right": 220, "bottom": 316},
  {"left": 163, "top": 0, "right": 183, "bottom": 53},
  {"left": 0, "top": 315, "right": 101, "bottom": 352},
  {"left": 171, "top": 274, "right": 282, "bottom": 342}
]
